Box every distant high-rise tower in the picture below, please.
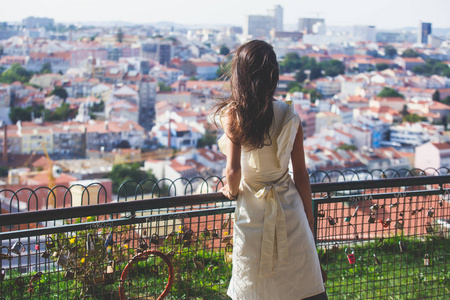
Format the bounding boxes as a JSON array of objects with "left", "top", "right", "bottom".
[
  {"left": 418, "top": 22, "right": 432, "bottom": 44},
  {"left": 298, "top": 18, "right": 325, "bottom": 34},
  {"left": 267, "top": 5, "right": 283, "bottom": 32},
  {"left": 138, "top": 75, "right": 157, "bottom": 131}
]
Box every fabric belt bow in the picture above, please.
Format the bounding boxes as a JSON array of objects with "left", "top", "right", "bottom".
[{"left": 255, "top": 182, "right": 290, "bottom": 276}]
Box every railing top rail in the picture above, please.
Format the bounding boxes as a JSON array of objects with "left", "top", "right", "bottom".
[{"left": 1, "top": 175, "right": 450, "bottom": 227}]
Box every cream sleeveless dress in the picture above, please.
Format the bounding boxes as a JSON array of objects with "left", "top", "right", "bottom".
[{"left": 219, "top": 100, "right": 325, "bottom": 300}]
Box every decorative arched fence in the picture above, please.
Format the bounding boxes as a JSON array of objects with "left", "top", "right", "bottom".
[{"left": 0, "top": 169, "right": 449, "bottom": 299}]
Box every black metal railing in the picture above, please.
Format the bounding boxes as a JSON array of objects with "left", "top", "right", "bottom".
[{"left": 0, "top": 170, "right": 449, "bottom": 299}]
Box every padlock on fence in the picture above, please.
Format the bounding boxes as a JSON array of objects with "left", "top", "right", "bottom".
[
  {"left": 41, "top": 250, "right": 51, "bottom": 259},
  {"left": 11, "top": 241, "right": 26, "bottom": 255},
  {"left": 328, "top": 216, "right": 336, "bottom": 226},
  {"left": 104, "top": 232, "right": 114, "bottom": 248},
  {"left": 394, "top": 218, "right": 404, "bottom": 230},
  {"left": 193, "top": 258, "right": 203, "bottom": 270},
  {"left": 427, "top": 207, "right": 435, "bottom": 217},
  {"left": 390, "top": 202, "right": 399, "bottom": 208},
  {"left": 317, "top": 209, "right": 325, "bottom": 218},
  {"left": 57, "top": 246, "right": 71, "bottom": 268},
  {"left": 86, "top": 233, "right": 95, "bottom": 252},
  {"left": 0, "top": 268, "right": 5, "bottom": 281},
  {"left": 45, "top": 236, "right": 55, "bottom": 250},
  {"left": 368, "top": 213, "right": 376, "bottom": 224},
  {"left": 224, "top": 242, "right": 233, "bottom": 263},
  {"left": 35, "top": 237, "right": 40, "bottom": 251},
  {"left": 222, "top": 213, "right": 232, "bottom": 229},
  {"left": 106, "top": 260, "right": 115, "bottom": 274},
  {"left": 345, "top": 248, "right": 355, "bottom": 264},
  {"left": 202, "top": 227, "right": 210, "bottom": 238},
  {"left": 425, "top": 222, "right": 434, "bottom": 233},
  {"left": 182, "top": 229, "right": 193, "bottom": 241},
  {"left": 165, "top": 231, "right": 176, "bottom": 242},
  {"left": 344, "top": 216, "right": 351, "bottom": 222},
  {"left": 15, "top": 276, "right": 25, "bottom": 287},
  {"left": 30, "top": 272, "right": 42, "bottom": 282},
  {"left": 211, "top": 228, "right": 219, "bottom": 238},
  {"left": 380, "top": 218, "right": 391, "bottom": 228},
  {"left": 0, "top": 246, "right": 12, "bottom": 260},
  {"left": 222, "top": 235, "right": 233, "bottom": 244},
  {"left": 373, "top": 254, "right": 381, "bottom": 265},
  {"left": 438, "top": 199, "right": 443, "bottom": 207},
  {"left": 166, "top": 250, "right": 175, "bottom": 261},
  {"left": 150, "top": 233, "right": 159, "bottom": 245},
  {"left": 424, "top": 254, "right": 430, "bottom": 266},
  {"left": 370, "top": 204, "right": 379, "bottom": 212},
  {"left": 64, "top": 268, "right": 76, "bottom": 279},
  {"left": 399, "top": 241, "right": 406, "bottom": 253},
  {"left": 136, "top": 237, "right": 148, "bottom": 253}
]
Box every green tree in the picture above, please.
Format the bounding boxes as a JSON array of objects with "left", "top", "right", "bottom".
[
  {"left": 403, "top": 113, "right": 426, "bottom": 123},
  {"left": 219, "top": 45, "right": 230, "bottom": 56},
  {"left": 400, "top": 104, "right": 409, "bottom": 117},
  {"left": 117, "top": 28, "right": 123, "bottom": 43},
  {"left": 432, "top": 90, "right": 440, "bottom": 102},
  {"left": 412, "top": 59, "right": 450, "bottom": 77},
  {"left": 50, "top": 86, "right": 68, "bottom": 100},
  {"left": 9, "top": 106, "right": 33, "bottom": 123},
  {"left": 158, "top": 82, "right": 172, "bottom": 92},
  {"left": 0, "top": 45, "right": 3, "bottom": 56},
  {"left": 280, "top": 53, "right": 302, "bottom": 73},
  {"left": 401, "top": 49, "right": 419, "bottom": 58},
  {"left": 383, "top": 45, "right": 397, "bottom": 58},
  {"left": 442, "top": 96, "right": 450, "bottom": 105},
  {"left": 0, "top": 166, "right": 8, "bottom": 177},
  {"left": 378, "top": 87, "right": 404, "bottom": 98},
  {"left": 40, "top": 62, "right": 52, "bottom": 74},
  {"left": 106, "top": 163, "right": 157, "bottom": 194},
  {"left": 197, "top": 130, "right": 217, "bottom": 148},
  {"left": 376, "top": 63, "right": 389, "bottom": 71},
  {"left": 321, "top": 60, "right": 345, "bottom": 77},
  {"left": 0, "top": 63, "right": 33, "bottom": 84},
  {"left": 336, "top": 144, "right": 358, "bottom": 151},
  {"left": 288, "top": 81, "right": 302, "bottom": 93}
]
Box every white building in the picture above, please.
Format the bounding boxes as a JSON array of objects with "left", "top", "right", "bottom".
[{"left": 415, "top": 142, "right": 450, "bottom": 171}]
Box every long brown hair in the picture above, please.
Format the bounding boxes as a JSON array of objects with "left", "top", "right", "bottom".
[{"left": 214, "top": 40, "right": 279, "bottom": 150}]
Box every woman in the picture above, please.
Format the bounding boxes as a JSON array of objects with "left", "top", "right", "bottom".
[{"left": 215, "top": 40, "right": 327, "bottom": 299}]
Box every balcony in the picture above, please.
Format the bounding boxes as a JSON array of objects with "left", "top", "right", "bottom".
[{"left": 0, "top": 169, "right": 449, "bottom": 299}]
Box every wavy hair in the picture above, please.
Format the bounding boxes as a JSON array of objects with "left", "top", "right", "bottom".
[{"left": 214, "top": 40, "right": 279, "bottom": 150}]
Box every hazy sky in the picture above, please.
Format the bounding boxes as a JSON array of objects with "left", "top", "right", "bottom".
[{"left": 1, "top": 0, "right": 450, "bottom": 29}]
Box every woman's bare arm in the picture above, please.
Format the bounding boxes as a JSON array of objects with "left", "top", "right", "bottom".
[
  {"left": 220, "top": 115, "right": 241, "bottom": 199},
  {"left": 291, "top": 123, "right": 314, "bottom": 235}
]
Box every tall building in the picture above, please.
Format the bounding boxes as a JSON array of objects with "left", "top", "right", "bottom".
[
  {"left": 298, "top": 18, "right": 325, "bottom": 34},
  {"left": 141, "top": 40, "right": 173, "bottom": 65},
  {"left": 138, "top": 75, "right": 157, "bottom": 131},
  {"left": 22, "top": 17, "right": 54, "bottom": 28},
  {"left": 353, "top": 25, "right": 376, "bottom": 42},
  {"left": 267, "top": 5, "right": 283, "bottom": 32},
  {"left": 418, "top": 22, "right": 432, "bottom": 44},
  {"left": 244, "top": 15, "right": 275, "bottom": 38}
]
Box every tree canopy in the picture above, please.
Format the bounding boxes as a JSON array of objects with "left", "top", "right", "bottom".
[
  {"left": 116, "top": 28, "right": 123, "bottom": 43},
  {"left": 106, "top": 163, "right": 157, "bottom": 194},
  {"left": 412, "top": 59, "right": 450, "bottom": 78},
  {"left": 50, "top": 86, "right": 68, "bottom": 100},
  {"left": 40, "top": 62, "right": 52, "bottom": 74},
  {"left": 280, "top": 53, "right": 344, "bottom": 82},
  {"left": 377, "top": 87, "right": 404, "bottom": 98},
  {"left": 383, "top": 45, "right": 397, "bottom": 58},
  {"left": 0, "top": 63, "right": 33, "bottom": 84},
  {"left": 401, "top": 49, "right": 420, "bottom": 58},
  {"left": 219, "top": 45, "right": 230, "bottom": 56}
]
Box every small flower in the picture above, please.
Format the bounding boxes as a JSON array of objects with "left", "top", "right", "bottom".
[
  {"left": 123, "top": 244, "right": 129, "bottom": 249},
  {"left": 80, "top": 258, "right": 85, "bottom": 264},
  {"left": 224, "top": 232, "right": 228, "bottom": 236},
  {"left": 69, "top": 238, "right": 76, "bottom": 244}
]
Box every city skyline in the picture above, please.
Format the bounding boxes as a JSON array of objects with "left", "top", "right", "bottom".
[{"left": 1, "top": 0, "right": 450, "bottom": 29}]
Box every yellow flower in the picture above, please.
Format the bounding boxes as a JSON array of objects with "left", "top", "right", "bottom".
[
  {"left": 80, "top": 258, "right": 85, "bottom": 264},
  {"left": 123, "top": 244, "right": 129, "bottom": 249},
  {"left": 69, "top": 238, "right": 76, "bottom": 244},
  {"left": 224, "top": 232, "right": 228, "bottom": 236}
]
